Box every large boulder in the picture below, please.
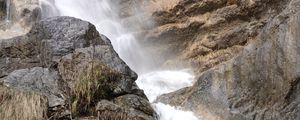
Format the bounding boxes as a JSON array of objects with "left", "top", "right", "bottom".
[
  {"left": 0, "top": 16, "right": 104, "bottom": 77},
  {"left": 0, "top": 16, "right": 156, "bottom": 120},
  {"left": 157, "top": 0, "right": 300, "bottom": 119}
]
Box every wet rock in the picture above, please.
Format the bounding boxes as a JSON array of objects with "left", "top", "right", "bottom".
[{"left": 158, "top": 0, "right": 300, "bottom": 119}]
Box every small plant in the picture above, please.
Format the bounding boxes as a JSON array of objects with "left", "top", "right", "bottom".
[{"left": 71, "top": 62, "right": 119, "bottom": 117}]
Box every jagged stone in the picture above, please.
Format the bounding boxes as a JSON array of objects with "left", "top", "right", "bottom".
[{"left": 0, "top": 16, "right": 156, "bottom": 119}]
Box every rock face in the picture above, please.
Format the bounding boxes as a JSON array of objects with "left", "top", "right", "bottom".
[
  {"left": 138, "top": 0, "right": 289, "bottom": 71},
  {"left": 3, "top": 67, "right": 64, "bottom": 108},
  {"left": 0, "top": 16, "right": 157, "bottom": 120},
  {"left": 157, "top": 0, "right": 300, "bottom": 119}
]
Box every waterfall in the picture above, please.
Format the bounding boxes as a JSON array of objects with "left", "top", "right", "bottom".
[
  {"left": 5, "top": 0, "right": 10, "bottom": 23},
  {"left": 40, "top": 0, "right": 199, "bottom": 120}
]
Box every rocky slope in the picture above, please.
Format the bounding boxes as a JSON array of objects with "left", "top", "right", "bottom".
[
  {"left": 131, "top": 0, "right": 300, "bottom": 120},
  {"left": 0, "top": 3, "right": 157, "bottom": 119}
]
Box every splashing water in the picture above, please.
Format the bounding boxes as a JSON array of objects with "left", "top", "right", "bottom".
[
  {"left": 137, "top": 70, "right": 198, "bottom": 120},
  {"left": 136, "top": 70, "right": 194, "bottom": 102},
  {"left": 40, "top": 0, "right": 199, "bottom": 120}
]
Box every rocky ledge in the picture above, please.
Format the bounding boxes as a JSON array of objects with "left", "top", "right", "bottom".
[{"left": 0, "top": 16, "right": 157, "bottom": 120}]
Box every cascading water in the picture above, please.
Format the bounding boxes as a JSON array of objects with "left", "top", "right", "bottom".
[
  {"left": 5, "top": 0, "right": 10, "bottom": 23},
  {"left": 40, "top": 0, "right": 199, "bottom": 120}
]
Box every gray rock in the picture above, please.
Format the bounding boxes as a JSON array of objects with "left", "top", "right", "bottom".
[
  {"left": 96, "top": 100, "right": 123, "bottom": 112},
  {"left": 0, "top": 16, "right": 156, "bottom": 119},
  {"left": 96, "top": 96, "right": 157, "bottom": 120},
  {"left": 58, "top": 45, "right": 137, "bottom": 96},
  {"left": 0, "top": 16, "right": 105, "bottom": 77},
  {"left": 2, "top": 67, "right": 65, "bottom": 108},
  {"left": 114, "top": 94, "right": 157, "bottom": 119},
  {"left": 28, "top": 16, "right": 105, "bottom": 65},
  {"left": 157, "top": 0, "right": 300, "bottom": 119}
]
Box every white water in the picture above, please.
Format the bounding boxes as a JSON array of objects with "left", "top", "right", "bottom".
[
  {"left": 40, "top": 0, "right": 198, "bottom": 120},
  {"left": 137, "top": 71, "right": 198, "bottom": 120},
  {"left": 5, "top": 0, "right": 10, "bottom": 23}
]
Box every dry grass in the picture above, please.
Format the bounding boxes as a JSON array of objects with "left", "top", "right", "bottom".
[
  {"left": 0, "top": 86, "right": 48, "bottom": 120},
  {"left": 71, "top": 62, "right": 119, "bottom": 117}
]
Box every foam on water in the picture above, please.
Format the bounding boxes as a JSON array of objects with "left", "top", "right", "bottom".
[
  {"left": 137, "top": 70, "right": 199, "bottom": 120},
  {"left": 136, "top": 70, "right": 194, "bottom": 102},
  {"left": 153, "top": 103, "right": 198, "bottom": 120},
  {"left": 40, "top": 0, "right": 199, "bottom": 119}
]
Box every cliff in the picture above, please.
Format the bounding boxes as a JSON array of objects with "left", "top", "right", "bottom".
[{"left": 139, "top": 0, "right": 300, "bottom": 119}]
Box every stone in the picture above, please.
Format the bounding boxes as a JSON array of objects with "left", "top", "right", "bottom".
[
  {"left": 2, "top": 67, "right": 65, "bottom": 108},
  {"left": 0, "top": 16, "right": 105, "bottom": 77},
  {"left": 137, "top": 0, "right": 287, "bottom": 72},
  {"left": 58, "top": 45, "right": 137, "bottom": 96},
  {"left": 157, "top": 0, "right": 300, "bottom": 119},
  {"left": 0, "top": 16, "right": 156, "bottom": 119},
  {"left": 114, "top": 94, "right": 157, "bottom": 119}
]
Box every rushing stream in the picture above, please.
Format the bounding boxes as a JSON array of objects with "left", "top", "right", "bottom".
[{"left": 40, "top": 0, "right": 198, "bottom": 119}]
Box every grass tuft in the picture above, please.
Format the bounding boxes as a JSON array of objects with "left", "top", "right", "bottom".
[
  {"left": 0, "top": 86, "right": 48, "bottom": 120},
  {"left": 71, "top": 62, "right": 119, "bottom": 117}
]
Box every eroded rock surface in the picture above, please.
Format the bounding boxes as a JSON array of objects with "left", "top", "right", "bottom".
[
  {"left": 137, "top": 0, "right": 289, "bottom": 72},
  {"left": 157, "top": 0, "right": 300, "bottom": 119}
]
